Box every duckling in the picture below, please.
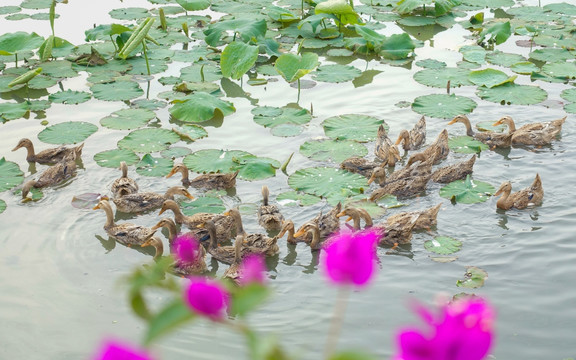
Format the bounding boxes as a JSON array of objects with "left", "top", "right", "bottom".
[
  {"left": 110, "top": 161, "right": 139, "bottom": 198},
  {"left": 225, "top": 208, "right": 279, "bottom": 257},
  {"left": 340, "top": 156, "right": 380, "bottom": 177},
  {"left": 93, "top": 199, "right": 156, "bottom": 246},
  {"left": 409, "top": 129, "right": 450, "bottom": 165},
  {"left": 113, "top": 186, "right": 194, "bottom": 213},
  {"left": 493, "top": 115, "right": 566, "bottom": 146},
  {"left": 448, "top": 115, "right": 512, "bottom": 148},
  {"left": 494, "top": 174, "right": 543, "bottom": 210},
  {"left": 395, "top": 116, "right": 426, "bottom": 151},
  {"left": 294, "top": 202, "right": 342, "bottom": 243},
  {"left": 12, "top": 138, "right": 84, "bottom": 164},
  {"left": 167, "top": 163, "right": 239, "bottom": 190},
  {"left": 375, "top": 125, "right": 401, "bottom": 166},
  {"left": 258, "top": 185, "right": 284, "bottom": 231},
  {"left": 21, "top": 151, "right": 78, "bottom": 199},
  {"left": 141, "top": 236, "right": 208, "bottom": 275},
  {"left": 431, "top": 155, "right": 476, "bottom": 183}
]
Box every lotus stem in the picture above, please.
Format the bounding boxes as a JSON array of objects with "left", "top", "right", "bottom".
[
  {"left": 301, "top": 0, "right": 304, "bottom": 19},
  {"left": 14, "top": 53, "right": 18, "bottom": 68},
  {"left": 324, "top": 286, "right": 351, "bottom": 358},
  {"left": 159, "top": 8, "right": 167, "bottom": 31},
  {"left": 200, "top": 64, "right": 205, "bottom": 82},
  {"left": 297, "top": 78, "right": 301, "bottom": 104},
  {"left": 281, "top": 152, "right": 294, "bottom": 174},
  {"left": 142, "top": 39, "right": 151, "bottom": 76},
  {"left": 50, "top": 0, "right": 56, "bottom": 39}
]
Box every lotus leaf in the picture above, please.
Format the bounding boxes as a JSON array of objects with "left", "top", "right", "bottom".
[
  {"left": 459, "top": 0, "right": 513, "bottom": 7},
  {"left": 210, "top": 2, "right": 262, "bottom": 16},
  {"left": 475, "top": 121, "right": 505, "bottom": 133},
  {"left": 181, "top": 197, "right": 226, "bottom": 216},
  {"left": 354, "top": 25, "right": 386, "bottom": 47},
  {"left": 127, "top": 58, "right": 169, "bottom": 75},
  {"left": 544, "top": 2, "right": 576, "bottom": 15},
  {"left": 477, "top": 83, "right": 547, "bottom": 106},
  {"left": 448, "top": 136, "right": 489, "bottom": 154},
  {"left": 109, "top": 7, "right": 150, "bottom": 20},
  {"left": 322, "top": 114, "right": 385, "bottom": 142},
  {"left": 28, "top": 100, "right": 50, "bottom": 112},
  {"left": 20, "top": 0, "right": 51, "bottom": 9},
  {"left": 560, "top": 88, "right": 576, "bottom": 103},
  {"left": 302, "top": 38, "right": 345, "bottom": 49},
  {"left": 478, "top": 21, "right": 511, "bottom": 45},
  {"left": 172, "top": 124, "right": 208, "bottom": 141},
  {"left": 0, "top": 102, "right": 29, "bottom": 122},
  {"left": 118, "top": 128, "right": 180, "bottom": 153},
  {"left": 0, "top": 6, "right": 21, "bottom": 15},
  {"left": 132, "top": 99, "right": 167, "bottom": 110},
  {"left": 457, "top": 61, "right": 480, "bottom": 70},
  {"left": 468, "top": 68, "right": 516, "bottom": 88},
  {"left": 0, "top": 157, "right": 24, "bottom": 192},
  {"left": 203, "top": 19, "right": 267, "bottom": 46},
  {"left": 136, "top": 154, "right": 174, "bottom": 177},
  {"left": 413, "top": 68, "right": 472, "bottom": 88},
  {"left": 169, "top": 92, "right": 236, "bottom": 123},
  {"left": 542, "top": 63, "right": 576, "bottom": 80},
  {"left": 415, "top": 59, "right": 446, "bottom": 69},
  {"left": 563, "top": 103, "right": 576, "bottom": 114},
  {"left": 93, "top": 148, "right": 140, "bottom": 168},
  {"left": 27, "top": 75, "right": 57, "bottom": 90},
  {"left": 6, "top": 13, "right": 29, "bottom": 20},
  {"left": 380, "top": 33, "right": 416, "bottom": 60},
  {"left": 160, "top": 147, "right": 192, "bottom": 159},
  {"left": 174, "top": 81, "right": 220, "bottom": 94},
  {"left": 343, "top": 199, "right": 386, "bottom": 217},
  {"left": 456, "top": 266, "right": 488, "bottom": 289},
  {"left": 0, "top": 32, "right": 44, "bottom": 55},
  {"left": 0, "top": 199, "right": 5, "bottom": 214},
  {"left": 288, "top": 167, "right": 368, "bottom": 203},
  {"left": 439, "top": 174, "right": 494, "bottom": 204},
  {"left": 176, "top": 0, "right": 210, "bottom": 11},
  {"left": 486, "top": 51, "right": 525, "bottom": 67},
  {"left": 100, "top": 108, "right": 156, "bottom": 130},
  {"left": 84, "top": 24, "right": 131, "bottom": 41},
  {"left": 0, "top": 75, "right": 24, "bottom": 92},
  {"left": 300, "top": 139, "right": 368, "bottom": 163},
  {"left": 352, "top": 69, "right": 383, "bottom": 88},
  {"left": 270, "top": 124, "right": 304, "bottom": 137},
  {"left": 412, "top": 94, "right": 477, "bottom": 118},
  {"left": 184, "top": 149, "right": 251, "bottom": 174},
  {"left": 373, "top": 194, "right": 406, "bottom": 208},
  {"left": 425, "top": 236, "right": 462, "bottom": 255},
  {"left": 253, "top": 106, "right": 312, "bottom": 128},
  {"left": 326, "top": 48, "right": 354, "bottom": 57},
  {"left": 265, "top": 5, "right": 298, "bottom": 22},
  {"left": 49, "top": 90, "right": 91, "bottom": 105},
  {"left": 397, "top": 16, "right": 437, "bottom": 26},
  {"left": 90, "top": 81, "right": 144, "bottom": 101},
  {"left": 529, "top": 48, "right": 574, "bottom": 63},
  {"left": 395, "top": 0, "right": 460, "bottom": 16},
  {"left": 313, "top": 64, "right": 362, "bottom": 83},
  {"left": 39, "top": 60, "right": 78, "bottom": 78},
  {"left": 276, "top": 191, "right": 322, "bottom": 207},
  {"left": 38, "top": 121, "right": 98, "bottom": 145},
  {"left": 506, "top": 6, "right": 559, "bottom": 22},
  {"left": 233, "top": 154, "right": 280, "bottom": 181},
  {"left": 221, "top": 42, "right": 258, "bottom": 80},
  {"left": 510, "top": 62, "right": 539, "bottom": 75},
  {"left": 459, "top": 45, "right": 486, "bottom": 64},
  {"left": 275, "top": 52, "right": 319, "bottom": 83},
  {"left": 315, "top": 0, "right": 362, "bottom": 25}
]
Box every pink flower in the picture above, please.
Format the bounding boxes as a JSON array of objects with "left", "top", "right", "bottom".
[
  {"left": 238, "top": 254, "right": 266, "bottom": 286},
  {"left": 394, "top": 297, "right": 495, "bottom": 360},
  {"left": 184, "top": 277, "right": 229, "bottom": 321},
  {"left": 321, "top": 228, "right": 379, "bottom": 288},
  {"left": 92, "top": 339, "right": 153, "bottom": 360},
  {"left": 173, "top": 234, "right": 202, "bottom": 265}
]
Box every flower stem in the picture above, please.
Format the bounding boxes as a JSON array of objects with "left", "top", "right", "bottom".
[{"left": 324, "top": 286, "right": 350, "bottom": 359}]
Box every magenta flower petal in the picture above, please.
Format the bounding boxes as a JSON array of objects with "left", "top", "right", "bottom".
[
  {"left": 184, "top": 277, "right": 229, "bottom": 321},
  {"left": 238, "top": 254, "right": 266, "bottom": 286},
  {"left": 173, "top": 234, "right": 201, "bottom": 265},
  {"left": 93, "top": 339, "right": 153, "bottom": 360}
]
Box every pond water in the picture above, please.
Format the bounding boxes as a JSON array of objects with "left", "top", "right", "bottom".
[{"left": 0, "top": 0, "right": 575, "bottom": 359}]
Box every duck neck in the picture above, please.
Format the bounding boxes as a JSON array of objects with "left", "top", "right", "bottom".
[
  {"left": 309, "top": 226, "right": 321, "bottom": 249},
  {"left": 120, "top": 162, "right": 128, "bottom": 178},
  {"left": 234, "top": 235, "right": 243, "bottom": 263},
  {"left": 179, "top": 166, "right": 189, "bottom": 183},
  {"left": 400, "top": 131, "right": 410, "bottom": 150},
  {"left": 168, "top": 204, "right": 186, "bottom": 223},
  {"left": 208, "top": 224, "right": 218, "bottom": 249},
  {"left": 262, "top": 186, "right": 269, "bottom": 206},
  {"left": 24, "top": 142, "right": 36, "bottom": 159},
  {"left": 101, "top": 202, "right": 116, "bottom": 229},
  {"left": 233, "top": 211, "right": 246, "bottom": 235},
  {"left": 164, "top": 187, "right": 180, "bottom": 200},
  {"left": 165, "top": 221, "right": 178, "bottom": 245},
  {"left": 496, "top": 189, "right": 511, "bottom": 209},
  {"left": 505, "top": 118, "right": 516, "bottom": 132},
  {"left": 462, "top": 118, "right": 474, "bottom": 137}
]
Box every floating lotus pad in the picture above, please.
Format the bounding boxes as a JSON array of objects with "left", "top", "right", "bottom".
[
  {"left": 413, "top": 68, "right": 472, "bottom": 88},
  {"left": 412, "top": 94, "right": 477, "bottom": 118},
  {"left": 109, "top": 7, "right": 150, "bottom": 20},
  {"left": 27, "top": 75, "right": 57, "bottom": 90},
  {"left": 160, "top": 147, "right": 192, "bottom": 159},
  {"left": 220, "top": 42, "right": 258, "bottom": 80},
  {"left": 468, "top": 68, "right": 516, "bottom": 88},
  {"left": 132, "top": 99, "right": 167, "bottom": 110},
  {"left": 234, "top": 155, "right": 280, "bottom": 181},
  {"left": 476, "top": 83, "right": 547, "bottom": 105},
  {"left": 529, "top": 48, "right": 574, "bottom": 63},
  {"left": 252, "top": 106, "right": 312, "bottom": 128},
  {"left": 49, "top": 90, "right": 91, "bottom": 105},
  {"left": 439, "top": 174, "right": 494, "bottom": 204},
  {"left": 322, "top": 114, "right": 385, "bottom": 142},
  {"left": 288, "top": 167, "right": 368, "bottom": 204},
  {"left": 93, "top": 148, "right": 140, "bottom": 168},
  {"left": 100, "top": 108, "right": 156, "bottom": 130},
  {"left": 275, "top": 52, "right": 319, "bottom": 83},
  {"left": 181, "top": 196, "right": 226, "bottom": 216},
  {"left": 203, "top": 18, "right": 267, "bottom": 47},
  {"left": 0, "top": 31, "right": 44, "bottom": 55},
  {"left": 459, "top": 45, "right": 486, "bottom": 64},
  {"left": 485, "top": 51, "right": 526, "bottom": 67},
  {"left": 270, "top": 124, "right": 303, "bottom": 137},
  {"left": 425, "top": 236, "right": 462, "bottom": 255},
  {"left": 560, "top": 88, "right": 576, "bottom": 103},
  {"left": 542, "top": 62, "right": 576, "bottom": 80},
  {"left": 38, "top": 121, "right": 98, "bottom": 144},
  {"left": 39, "top": 60, "right": 78, "bottom": 78},
  {"left": 118, "top": 128, "right": 181, "bottom": 153},
  {"left": 0, "top": 102, "right": 29, "bottom": 122},
  {"left": 136, "top": 154, "right": 174, "bottom": 177},
  {"left": 373, "top": 194, "right": 406, "bottom": 208},
  {"left": 172, "top": 124, "right": 208, "bottom": 141},
  {"left": 169, "top": 92, "right": 236, "bottom": 123},
  {"left": 415, "top": 59, "right": 447, "bottom": 69},
  {"left": 276, "top": 191, "right": 322, "bottom": 207},
  {"left": 300, "top": 139, "right": 368, "bottom": 163},
  {"left": 28, "top": 100, "right": 50, "bottom": 112},
  {"left": 0, "top": 6, "right": 21, "bottom": 15},
  {"left": 0, "top": 157, "right": 23, "bottom": 192},
  {"left": 510, "top": 62, "right": 539, "bottom": 75},
  {"left": 180, "top": 64, "right": 222, "bottom": 82},
  {"left": 312, "top": 64, "right": 362, "bottom": 83},
  {"left": 90, "top": 81, "right": 144, "bottom": 101},
  {"left": 456, "top": 266, "right": 488, "bottom": 289},
  {"left": 0, "top": 199, "right": 5, "bottom": 214}
]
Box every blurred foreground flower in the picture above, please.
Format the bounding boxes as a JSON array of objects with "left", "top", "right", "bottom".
[
  {"left": 173, "top": 234, "right": 202, "bottom": 265},
  {"left": 184, "top": 277, "right": 229, "bottom": 321},
  {"left": 238, "top": 254, "right": 266, "bottom": 286},
  {"left": 322, "top": 229, "right": 380, "bottom": 288},
  {"left": 93, "top": 339, "right": 153, "bottom": 360},
  {"left": 394, "top": 297, "right": 495, "bottom": 360}
]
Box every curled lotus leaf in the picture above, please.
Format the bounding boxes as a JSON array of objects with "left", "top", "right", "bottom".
[
  {"left": 425, "top": 236, "right": 462, "bottom": 255},
  {"left": 457, "top": 266, "right": 488, "bottom": 289},
  {"left": 468, "top": 68, "right": 516, "bottom": 88},
  {"left": 0, "top": 157, "right": 24, "bottom": 192},
  {"left": 118, "top": 128, "right": 181, "bottom": 153},
  {"left": 38, "top": 121, "right": 98, "bottom": 145},
  {"left": 0, "top": 102, "right": 29, "bottom": 122},
  {"left": 136, "top": 154, "right": 174, "bottom": 177},
  {"left": 93, "top": 148, "right": 140, "bottom": 168},
  {"left": 275, "top": 52, "right": 319, "bottom": 83},
  {"left": 0, "top": 31, "right": 44, "bottom": 55}
]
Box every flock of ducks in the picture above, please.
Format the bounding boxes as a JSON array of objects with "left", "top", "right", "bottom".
[{"left": 9, "top": 113, "right": 563, "bottom": 282}]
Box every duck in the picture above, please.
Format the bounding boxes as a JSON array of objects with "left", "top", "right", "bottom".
[
  {"left": 336, "top": 207, "right": 372, "bottom": 230},
  {"left": 257, "top": 185, "right": 284, "bottom": 232},
  {"left": 21, "top": 151, "right": 78, "bottom": 199},
  {"left": 386, "top": 203, "right": 442, "bottom": 231},
  {"left": 110, "top": 161, "right": 139, "bottom": 198},
  {"left": 276, "top": 220, "right": 300, "bottom": 245},
  {"left": 494, "top": 174, "right": 543, "bottom": 210},
  {"left": 448, "top": 115, "right": 513, "bottom": 148},
  {"left": 395, "top": 116, "right": 426, "bottom": 151},
  {"left": 340, "top": 156, "right": 380, "bottom": 177},
  {"left": 138, "top": 236, "right": 165, "bottom": 260},
  {"left": 93, "top": 198, "right": 156, "bottom": 246},
  {"left": 112, "top": 186, "right": 194, "bottom": 213},
  {"left": 293, "top": 222, "right": 324, "bottom": 250},
  {"left": 294, "top": 202, "right": 342, "bottom": 243},
  {"left": 431, "top": 155, "right": 476, "bottom": 183},
  {"left": 205, "top": 220, "right": 256, "bottom": 265},
  {"left": 369, "top": 163, "right": 431, "bottom": 201},
  {"left": 12, "top": 138, "right": 84, "bottom": 164},
  {"left": 369, "top": 153, "right": 433, "bottom": 187},
  {"left": 409, "top": 129, "right": 450, "bottom": 165},
  {"left": 374, "top": 125, "right": 402, "bottom": 167},
  {"left": 222, "top": 234, "right": 246, "bottom": 284},
  {"left": 140, "top": 236, "right": 208, "bottom": 275},
  {"left": 225, "top": 208, "right": 279, "bottom": 257},
  {"left": 150, "top": 218, "right": 201, "bottom": 248},
  {"left": 166, "top": 163, "right": 239, "bottom": 190},
  {"left": 493, "top": 115, "right": 566, "bottom": 146}
]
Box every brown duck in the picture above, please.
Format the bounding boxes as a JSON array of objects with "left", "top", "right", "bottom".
[
  {"left": 167, "top": 163, "right": 239, "bottom": 190},
  {"left": 494, "top": 174, "right": 543, "bottom": 210},
  {"left": 12, "top": 138, "right": 84, "bottom": 164}
]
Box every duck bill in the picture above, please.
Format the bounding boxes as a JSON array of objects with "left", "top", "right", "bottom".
[
  {"left": 11, "top": 144, "right": 22, "bottom": 152},
  {"left": 394, "top": 136, "right": 403, "bottom": 145},
  {"left": 367, "top": 172, "right": 376, "bottom": 185},
  {"left": 166, "top": 168, "right": 177, "bottom": 178},
  {"left": 141, "top": 239, "right": 154, "bottom": 247},
  {"left": 336, "top": 210, "right": 347, "bottom": 218},
  {"left": 492, "top": 119, "right": 503, "bottom": 126},
  {"left": 158, "top": 207, "right": 166, "bottom": 215},
  {"left": 293, "top": 229, "right": 306, "bottom": 238},
  {"left": 92, "top": 204, "right": 101, "bottom": 210},
  {"left": 447, "top": 118, "right": 458, "bottom": 125},
  {"left": 494, "top": 188, "right": 503, "bottom": 196},
  {"left": 223, "top": 210, "right": 231, "bottom": 216},
  {"left": 184, "top": 191, "right": 195, "bottom": 200}
]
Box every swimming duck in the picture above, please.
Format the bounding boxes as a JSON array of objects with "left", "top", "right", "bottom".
[
  {"left": 386, "top": 203, "right": 442, "bottom": 231},
  {"left": 375, "top": 125, "right": 402, "bottom": 167},
  {"left": 340, "top": 156, "right": 380, "bottom": 177},
  {"left": 21, "top": 151, "right": 78, "bottom": 199},
  {"left": 257, "top": 185, "right": 284, "bottom": 232},
  {"left": 368, "top": 154, "right": 433, "bottom": 188},
  {"left": 448, "top": 115, "right": 513, "bottom": 148},
  {"left": 112, "top": 186, "right": 194, "bottom": 213},
  {"left": 431, "top": 155, "right": 476, "bottom": 183},
  {"left": 276, "top": 220, "right": 300, "bottom": 245},
  {"left": 206, "top": 220, "right": 255, "bottom": 265},
  {"left": 93, "top": 199, "right": 156, "bottom": 246},
  {"left": 141, "top": 236, "right": 208, "bottom": 275},
  {"left": 222, "top": 234, "right": 247, "bottom": 284},
  {"left": 225, "top": 208, "right": 279, "bottom": 257},
  {"left": 294, "top": 202, "right": 342, "bottom": 243},
  {"left": 337, "top": 206, "right": 413, "bottom": 246},
  {"left": 138, "top": 236, "right": 164, "bottom": 260},
  {"left": 493, "top": 115, "right": 566, "bottom": 146},
  {"left": 166, "top": 163, "right": 239, "bottom": 190},
  {"left": 12, "top": 138, "right": 84, "bottom": 164},
  {"left": 150, "top": 217, "right": 205, "bottom": 248},
  {"left": 293, "top": 222, "right": 324, "bottom": 250},
  {"left": 408, "top": 129, "right": 450, "bottom": 165},
  {"left": 110, "top": 161, "right": 139, "bottom": 198},
  {"left": 369, "top": 163, "right": 431, "bottom": 201},
  {"left": 494, "top": 174, "right": 544, "bottom": 210},
  {"left": 395, "top": 116, "right": 426, "bottom": 151}
]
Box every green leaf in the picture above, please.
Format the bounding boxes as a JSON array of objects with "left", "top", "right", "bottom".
[
  {"left": 485, "top": 51, "right": 525, "bottom": 67},
  {"left": 329, "top": 351, "right": 376, "bottom": 360},
  {"left": 161, "top": 147, "right": 192, "bottom": 159},
  {"left": 252, "top": 106, "right": 312, "bottom": 128},
  {"left": 94, "top": 148, "right": 140, "bottom": 168},
  {"left": 265, "top": 5, "right": 298, "bottom": 22},
  {"left": 100, "top": 108, "right": 156, "bottom": 130},
  {"left": 413, "top": 68, "right": 472, "bottom": 88},
  {"left": 90, "top": 81, "right": 144, "bottom": 101},
  {"left": 424, "top": 236, "right": 462, "bottom": 254},
  {"left": 230, "top": 284, "right": 271, "bottom": 318},
  {"left": 169, "top": 92, "right": 236, "bottom": 123},
  {"left": 144, "top": 299, "right": 195, "bottom": 345},
  {"left": 0, "top": 157, "right": 24, "bottom": 192},
  {"left": 49, "top": 90, "right": 91, "bottom": 105},
  {"left": 0, "top": 32, "right": 44, "bottom": 55},
  {"left": 38, "top": 121, "right": 98, "bottom": 145},
  {"left": 479, "top": 21, "right": 511, "bottom": 45},
  {"left": 322, "top": 114, "right": 385, "bottom": 142},
  {"left": 380, "top": 33, "right": 415, "bottom": 60},
  {"left": 181, "top": 196, "right": 226, "bottom": 215},
  {"left": 203, "top": 19, "right": 267, "bottom": 46},
  {"left": 315, "top": 0, "right": 362, "bottom": 25},
  {"left": 300, "top": 139, "right": 368, "bottom": 163},
  {"left": 176, "top": 0, "right": 210, "bottom": 11},
  {"left": 275, "top": 52, "right": 319, "bottom": 83},
  {"left": 0, "top": 6, "right": 22, "bottom": 15},
  {"left": 109, "top": 7, "right": 150, "bottom": 20},
  {"left": 184, "top": 149, "right": 250, "bottom": 173},
  {"left": 456, "top": 266, "right": 488, "bottom": 289},
  {"left": 172, "top": 124, "right": 208, "bottom": 142},
  {"left": 288, "top": 167, "right": 368, "bottom": 204},
  {"left": 221, "top": 42, "right": 258, "bottom": 80},
  {"left": 415, "top": 59, "right": 446, "bottom": 69},
  {"left": 373, "top": 194, "right": 407, "bottom": 208},
  {"left": 276, "top": 191, "right": 321, "bottom": 207},
  {"left": 510, "top": 61, "right": 539, "bottom": 75},
  {"left": 439, "top": 174, "right": 494, "bottom": 204},
  {"left": 542, "top": 62, "right": 576, "bottom": 81},
  {"left": 0, "top": 199, "right": 5, "bottom": 214},
  {"left": 270, "top": 124, "right": 303, "bottom": 137},
  {"left": 118, "top": 128, "right": 181, "bottom": 153},
  {"left": 20, "top": 0, "right": 51, "bottom": 9},
  {"left": 233, "top": 155, "right": 280, "bottom": 181},
  {"left": 412, "top": 94, "right": 477, "bottom": 118},
  {"left": 136, "top": 154, "right": 174, "bottom": 177},
  {"left": 476, "top": 83, "right": 547, "bottom": 106},
  {"left": 0, "top": 102, "right": 29, "bottom": 122},
  {"left": 459, "top": 45, "right": 486, "bottom": 64},
  {"left": 529, "top": 48, "right": 574, "bottom": 63},
  {"left": 313, "top": 64, "right": 362, "bottom": 83}
]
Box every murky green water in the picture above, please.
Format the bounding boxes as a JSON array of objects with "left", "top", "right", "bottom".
[{"left": 1, "top": 0, "right": 575, "bottom": 359}]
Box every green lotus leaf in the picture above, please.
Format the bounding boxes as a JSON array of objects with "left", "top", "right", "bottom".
[
  {"left": 510, "top": 61, "right": 539, "bottom": 75},
  {"left": 136, "top": 154, "right": 174, "bottom": 177},
  {"left": 256, "top": 64, "right": 278, "bottom": 76},
  {"left": 380, "top": 33, "right": 416, "bottom": 60},
  {"left": 506, "top": 6, "right": 559, "bottom": 21},
  {"left": 459, "top": 0, "right": 513, "bottom": 8},
  {"left": 315, "top": 0, "right": 362, "bottom": 25},
  {"left": 100, "top": 108, "right": 156, "bottom": 130},
  {"left": 412, "top": 94, "right": 477, "bottom": 118},
  {"left": 0, "top": 32, "right": 44, "bottom": 55},
  {"left": 475, "top": 121, "right": 505, "bottom": 133},
  {"left": 563, "top": 103, "right": 576, "bottom": 114},
  {"left": 397, "top": 16, "right": 436, "bottom": 26},
  {"left": 544, "top": 2, "right": 576, "bottom": 15},
  {"left": 49, "top": 90, "right": 91, "bottom": 105},
  {"left": 415, "top": 59, "right": 446, "bottom": 69},
  {"left": 109, "top": 7, "right": 150, "bottom": 20},
  {"left": 118, "top": 128, "right": 181, "bottom": 153},
  {"left": 221, "top": 42, "right": 258, "bottom": 80},
  {"left": 270, "top": 124, "right": 304, "bottom": 137},
  {"left": 439, "top": 174, "right": 494, "bottom": 204},
  {"left": 28, "top": 100, "right": 50, "bottom": 112},
  {"left": 93, "top": 148, "right": 140, "bottom": 168},
  {"left": 209, "top": 0, "right": 262, "bottom": 14},
  {"left": 127, "top": 58, "right": 169, "bottom": 75},
  {"left": 265, "top": 5, "right": 298, "bottom": 22},
  {"left": 233, "top": 154, "right": 280, "bottom": 181},
  {"left": 468, "top": 68, "right": 516, "bottom": 88},
  {"left": 252, "top": 106, "right": 312, "bottom": 128},
  {"left": 38, "top": 121, "right": 98, "bottom": 145},
  {"left": 0, "top": 6, "right": 21, "bottom": 15},
  {"left": 459, "top": 45, "right": 486, "bottom": 64},
  {"left": 456, "top": 266, "right": 488, "bottom": 289},
  {"left": 425, "top": 236, "right": 462, "bottom": 255},
  {"left": 0, "top": 199, "right": 5, "bottom": 214},
  {"left": 373, "top": 194, "right": 407, "bottom": 208},
  {"left": 479, "top": 21, "right": 511, "bottom": 45},
  {"left": 0, "top": 102, "right": 29, "bottom": 122},
  {"left": 27, "top": 75, "right": 57, "bottom": 90},
  {"left": 542, "top": 62, "right": 576, "bottom": 80},
  {"left": 275, "top": 52, "right": 319, "bottom": 83},
  {"left": 322, "top": 114, "right": 385, "bottom": 142},
  {"left": 160, "top": 147, "right": 192, "bottom": 159},
  {"left": 84, "top": 24, "right": 131, "bottom": 41},
  {"left": 181, "top": 196, "right": 226, "bottom": 216},
  {"left": 300, "top": 139, "right": 368, "bottom": 163},
  {"left": 485, "top": 51, "right": 525, "bottom": 67},
  {"left": 276, "top": 191, "right": 322, "bottom": 207},
  {"left": 533, "top": 35, "right": 576, "bottom": 50},
  {"left": 448, "top": 136, "right": 489, "bottom": 154},
  {"left": 20, "top": 0, "right": 51, "bottom": 9},
  {"left": 172, "top": 124, "right": 208, "bottom": 141},
  {"left": 173, "top": 81, "right": 221, "bottom": 94},
  {"left": 313, "top": 64, "right": 362, "bottom": 83},
  {"left": 39, "top": 60, "right": 78, "bottom": 78},
  {"left": 132, "top": 99, "right": 167, "bottom": 110},
  {"left": 326, "top": 48, "right": 354, "bottom": 57},
  {"left": 176, "top": 0, "right": 210, "bottom": 11},
  {"left": 413, "top": 68, "right": 472, "bottom": 88},
  {"left": 169, "top": 92, "right": 236, "bottom": 123},
  {"left": 354, "top": 24, "right": 386, "bottom": 46},
  {"left": 288, "top": 167, "right": 368, "bottom": 203},
  {"left": 0, "top": 75, "right": 24, "bottom": 92},
  {"left": 560, "top": 88, "right": 576, "bottom": 103},
  {"left": 476, "top": 83, "right": 547, "bottom": 106},
  {"left": 203, "top": 19, "right": 267, "bottom": 47},
  {"left": 6, "top": 13, "right": 29, "bottom": 20},
  {"left": 184, "top": 149, "right": 251, "bottom": 173},
  {"left": 0, "top": 157, "right": 24, "bottom": 192},
  {"left": 529, "top": 48, "right": 574, "bottom": 63},
  {"left": 14, "top": 186, "right": 43, "bottom": 201},
  {"left": 90, "top": 81, "right": 144, "bottom": 101}
]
